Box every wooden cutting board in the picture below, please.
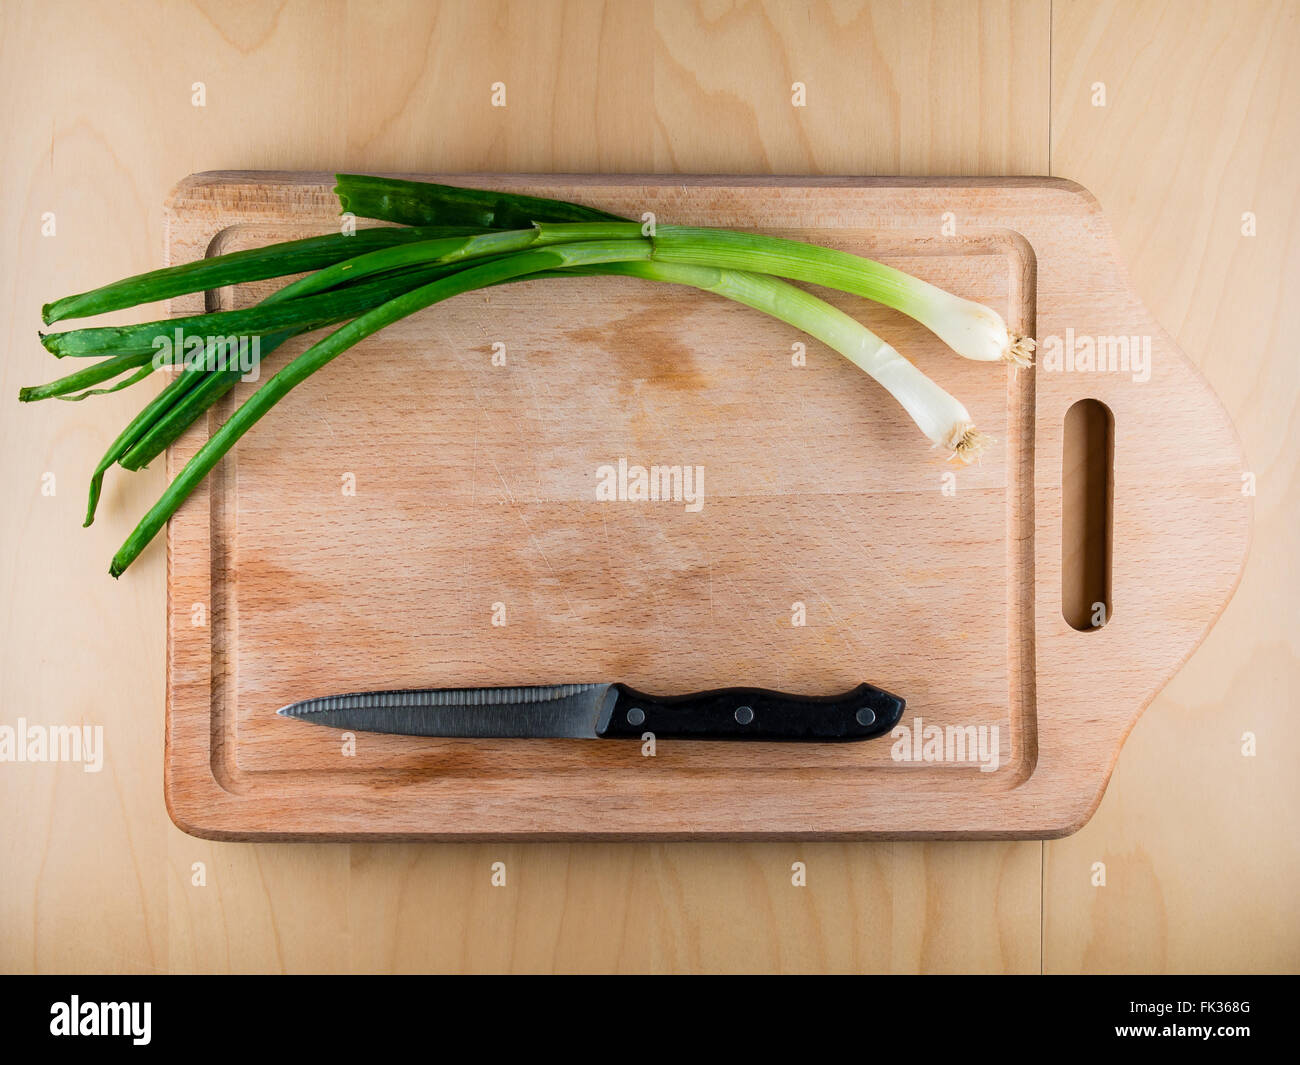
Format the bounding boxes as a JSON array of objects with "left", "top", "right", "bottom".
[{"left": 162, "top": 172, "right": 1249, "bottom": 840}]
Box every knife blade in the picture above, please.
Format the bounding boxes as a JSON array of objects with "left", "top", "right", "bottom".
[{"left": 276, "top": 680, "right": 905, "bottom": 742}]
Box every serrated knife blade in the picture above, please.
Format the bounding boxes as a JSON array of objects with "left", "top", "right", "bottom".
[{"left": 277, "top": 683, "right": 615, "bottom": 739}]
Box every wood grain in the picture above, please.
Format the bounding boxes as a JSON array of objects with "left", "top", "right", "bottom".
[
  {"left": 1042, "top": 0, "right": 1300, "bottom": 975},
  {"left": 1, "top": 0, "right": 1293, "bottom": 973},
  {"left": 160, "top": 172, "right": 1245, "bottom": 840}
]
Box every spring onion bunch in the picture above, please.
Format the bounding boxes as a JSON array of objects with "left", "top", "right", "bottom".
[{"left": 21, "top": 175, "right": 1031, "bottom": 576}]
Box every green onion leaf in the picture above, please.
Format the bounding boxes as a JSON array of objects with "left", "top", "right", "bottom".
[
  {"left": 334, "top": 174, "right": 628, "bottom": 229},
  {"left": 41, "top": 224, "right": 492, "bottom": 325}
]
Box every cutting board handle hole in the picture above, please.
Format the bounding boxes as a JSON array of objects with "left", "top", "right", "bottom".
[{"left": 1061, "top": 398, "right": 1114, "bottom": 631}]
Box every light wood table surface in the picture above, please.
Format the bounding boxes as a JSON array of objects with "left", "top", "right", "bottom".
[{"left": 1, "top": 0, "right": 1295, "bottom": 974}]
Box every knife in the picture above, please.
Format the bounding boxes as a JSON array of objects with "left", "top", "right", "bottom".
[{"left": 277, "top": 680, "right": 905, "bottom": 742}]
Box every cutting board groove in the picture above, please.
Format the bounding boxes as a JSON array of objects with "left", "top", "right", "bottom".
[{"left": 161, "top": 173, "right": 1248, "bottom": 840}]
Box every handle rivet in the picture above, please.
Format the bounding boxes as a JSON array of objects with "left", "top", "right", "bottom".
[
  {"left": 626, "top": 707, "right": 646, "bottom": 726},
  {"left": 856, "top": 708, "right": 876, "bottom": 727},
  {"left": 734, "top": 705, "right": 754, "bottom": 725}
]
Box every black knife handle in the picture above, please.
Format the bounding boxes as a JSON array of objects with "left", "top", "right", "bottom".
[{"left": 595, "top": 682, "right": 904, "bottom": 742}]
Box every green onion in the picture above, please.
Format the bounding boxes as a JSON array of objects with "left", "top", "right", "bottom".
[
  {"left": 532, "top": 222, "right": 1034, "bottom": 366},
  {"left": 42, "top": 224, "right": 491, "bottom": 325},
  {"left": 29, "top": 177, "right": 1025, "bottom": 578}
]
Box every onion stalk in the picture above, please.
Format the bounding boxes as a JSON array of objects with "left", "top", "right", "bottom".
[
  {"left": 331, "top": 180, "right": 1031, "bottom": 366},
  {"left": 537, "top": 223, "right": 1034, "bottom": 367},
  {"left": 25, "top": 176, "right": 1024, "bottom": 578}
]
